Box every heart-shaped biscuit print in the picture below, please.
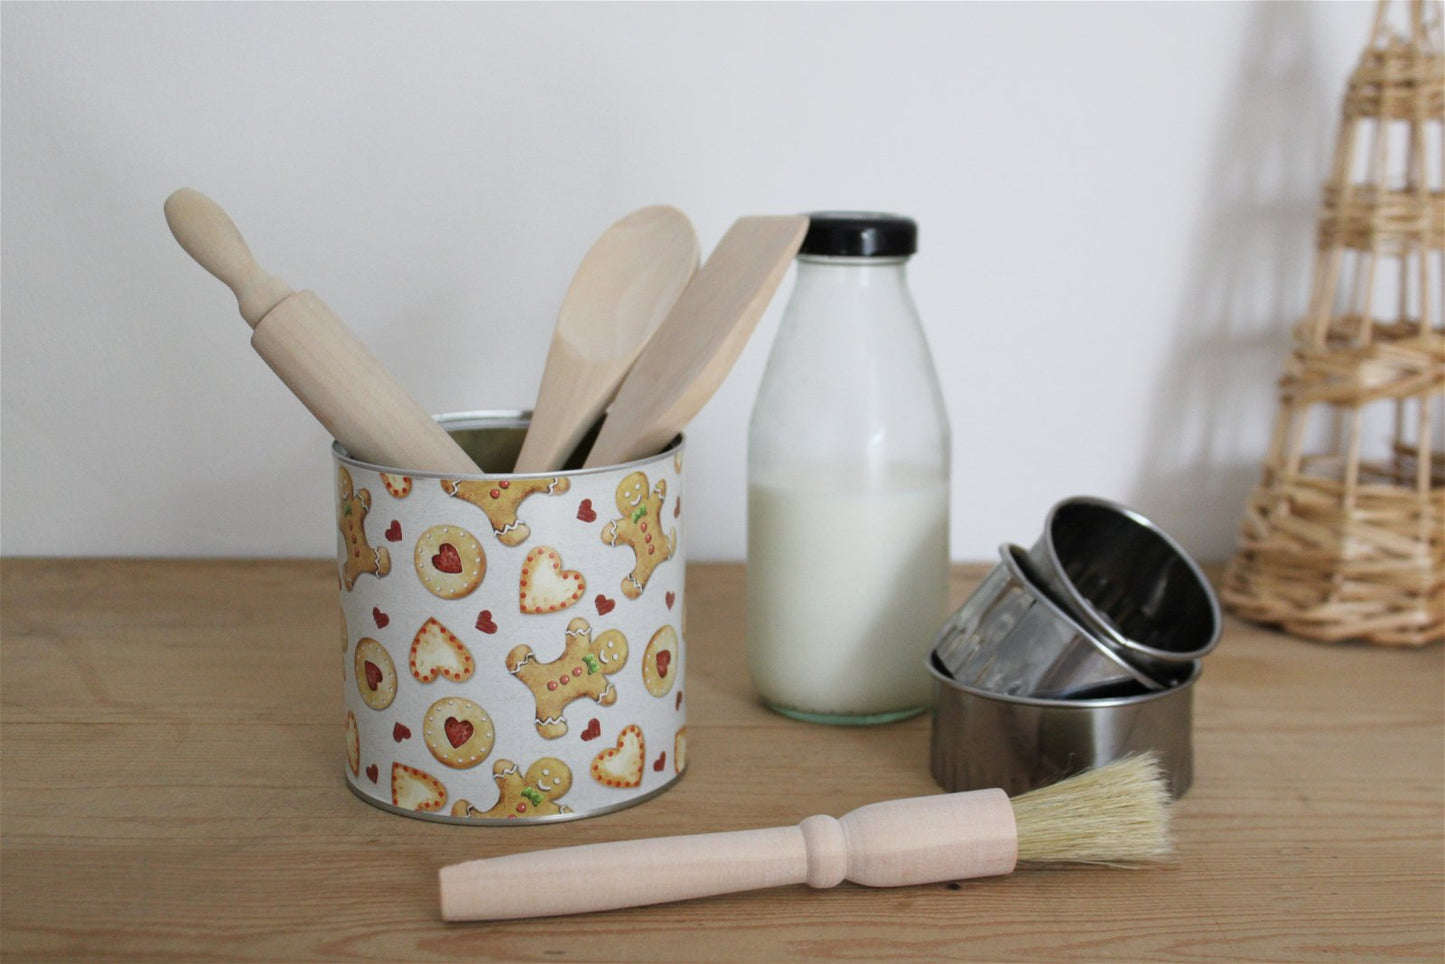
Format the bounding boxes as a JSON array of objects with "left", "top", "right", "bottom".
[
  {"left": 518, "top": 546, "right": 586, "bottom": 615},
  {"left": 381, "top": 473, "right": 412, "bottom": 498},
  {"left": 590, "top": 724, "right": 645, "bottom": 788},
  {"left": 372, "top": 606, "right": 390, "bottom": 628},
  {"left": 595, "top": 594, "right": 615, "bottom": 616},
  {"left": 365, "top": 764, "right": 379, "bottom": 783},
  {"left": 385, "top": 520, "right": 402, "bottom": 542},
  {"left": 475, "top": 610, "right": 498, "bottom": 634},
  {"left": 581, "top": 718, "right": 602, "bottom": 741},
  {"left": 393, "top": 722, "right": 411, "bottom": 742},
  {"left": 444, "top": 716, "right": 473, "bottom": 749},
  {"left": 577, "top": 499, "right": 597, "bottom": 523},
  {"left": 391, "top": 762, "right": 447, "bottom": 812},
  {"left": 432, "top": 543, "right": 463, "bottom": 574},
  {"left": 409, "top": 618, "right": 475, "bottom": 684}
]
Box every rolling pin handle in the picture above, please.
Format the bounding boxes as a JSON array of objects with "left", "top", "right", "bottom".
[{"left": 163, "top": 188, "right": 294, "bottom": 328}]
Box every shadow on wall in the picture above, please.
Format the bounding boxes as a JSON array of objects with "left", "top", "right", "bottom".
[{"left": 1129, "top": 0, "right": 1352, "bottom": 561}]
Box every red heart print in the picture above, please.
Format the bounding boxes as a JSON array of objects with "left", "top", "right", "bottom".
[
  {"left": 432, "top": 543, "right": 463, "bottom": 574},
  {"left": 595, "top": 594, "right": 615, "bottom": 616},
  {"left": 393, "top": 722, "right": 411, "bottom": 742},
  {"left": 475, "top": 610, "right": 498, "bottom": 634},
  {"left": 444, "top": 716, "right": 473, "bottom": 748},
  {"left": 653, "top": 752, "right": 667, "bottom": 772},
  {"left": 384, "top": 520, "right": 402, "bottom": 542},
  {"left": 674, "top": 496, "right": 681, "bottom": 518},
  {"left": 577, "top": 499, "right": 597, "bottom": 523},
  {"left": 656, "top": 649, "right": 671, "bottom": 679},
  {"left": 363, "top": 661, "right": 383, "bottom": 691},
  {"left": 665, "top": 591, "right": 676, "bottom": 610},
  {"left": 365, "top": 764, "right": 379, "bottom": 783},
  {"left": 675, "top": 690, "right": 683, "bottom": 711},
  {"left": 581, "top": 718, "right": 602, "bottom": 741},
  {"left": 372, "top": 606, "right": 389, "bottom": 629}
]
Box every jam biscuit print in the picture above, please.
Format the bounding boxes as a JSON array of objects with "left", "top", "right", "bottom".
[
  {"left": 409, "top": 618, "right": 475, "bottom": 683},
  {"left": 414, "top": 524, "right": 485, "bottom": 599},
  {"left": 345, "top": 711, "right": 360, "bottom": 778},
  {"left": 518, "top": 546, "right": 586, "bottom": 615},
  {"left": 442, "top": 476, "right": 571, "bottom": 547},
  {"left": 391, "top": 763, "right": 447, "bottom": 812},
  {"left": 506, "top": 617, "right": 628, "bottom": 738},
  {"left": 600, "top": 471, "right": 676, "bottom": 599},
  {"left": 423, "top": 697, "right": 495, "bottom": 769},
  {"left": 641, "top": 625, "right": 679, "bottom": 698},
  {"left": 337, "top": 467, "right": 391, "bottom": 590},
  {"left": 461, "top": 758, "right": 575, "bottom": 819},
  {"left": 354, "top": 637, "right": 398, "bottom": 710},
  {"left": 591, "top": 724, "right": 645, "bottom": 788}
]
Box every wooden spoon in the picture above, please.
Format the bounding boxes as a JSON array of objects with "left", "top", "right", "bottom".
[
  {"left": 582, "top": 215, "right": 809, "bottom": 468},
  {"left": 513, "top": 207, "right": 698, "bottom": 473}
]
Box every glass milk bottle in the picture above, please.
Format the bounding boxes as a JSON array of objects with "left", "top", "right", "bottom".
[{"left": 746, "top": 212, "right": 951, "bottom": 724}]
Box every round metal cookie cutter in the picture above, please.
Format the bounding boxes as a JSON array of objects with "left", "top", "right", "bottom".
[
  {"left": 931, "top": 544, "right": 1181, "bottom": 702},
  {"left": 1026, "top": 496, "right": 1221, "bottom": 680}
]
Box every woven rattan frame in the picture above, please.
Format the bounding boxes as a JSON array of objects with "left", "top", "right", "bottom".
[{"left": 1223, "top": 0, "right": 1445, "bottom": 646}]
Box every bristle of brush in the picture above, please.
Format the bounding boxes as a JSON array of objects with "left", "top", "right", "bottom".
[{"left": 1010, "top": 754, "right": 1174, "bottom": 866}]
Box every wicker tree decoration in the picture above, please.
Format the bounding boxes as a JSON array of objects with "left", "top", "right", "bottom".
[{"left": 1223, "top": 0, "right": 1444, "bottom": 646}]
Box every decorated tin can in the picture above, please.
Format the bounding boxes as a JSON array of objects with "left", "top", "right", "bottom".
[{"left": 336, "top": 412, "right": 686, "bottom": 823}]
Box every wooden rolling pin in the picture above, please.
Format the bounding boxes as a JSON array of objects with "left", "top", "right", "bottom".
[{"left": 164, "top": 189, "right": 481, "bottom": 474}]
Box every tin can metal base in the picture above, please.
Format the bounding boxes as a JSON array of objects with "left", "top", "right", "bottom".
[{"left": 345, "top": 768, "right": 687, "bottom": 826}]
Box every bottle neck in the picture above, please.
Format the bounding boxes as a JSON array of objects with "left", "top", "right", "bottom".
[
  {"left": 787, "top": 254, "right": 916, "bottom": 327},
  {"left": 794, "top": 254, "right": 911, "bottom": 289}
]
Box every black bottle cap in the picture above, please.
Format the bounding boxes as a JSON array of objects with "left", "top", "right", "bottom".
[{"left": 798, "top": 212, "right": 917, "bottom": 258}]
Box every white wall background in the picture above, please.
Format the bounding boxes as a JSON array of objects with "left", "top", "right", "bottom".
[{"left": 1, "top": 0, "right": 1377, "bottom": 562}]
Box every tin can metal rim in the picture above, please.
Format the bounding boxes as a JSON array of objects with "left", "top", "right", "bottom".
[{"left": 332, "top": 410, "right": 685, "bottom": 479}]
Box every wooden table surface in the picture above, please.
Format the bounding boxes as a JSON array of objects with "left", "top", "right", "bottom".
[{"left": 2, "top": 559, "right": 1441, "bottom": 962}]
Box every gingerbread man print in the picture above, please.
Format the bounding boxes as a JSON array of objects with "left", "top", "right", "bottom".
[
  {"left": 470, "top": 758, "right": 574, "bottom": 819},
  {"left": 337, "top": 467, "right": 391, "bottom": 591},
  {"left": 600, "top": 471, "right": 676, "bottom": 600},
  {"left": 506, "top": 617, "right": 628, "bottom": 739},
  {"left": 441, "top": 476, "right": 570, "bottom": 546}
]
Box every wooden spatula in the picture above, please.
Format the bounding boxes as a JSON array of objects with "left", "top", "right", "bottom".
[
  {"left": 582, "top": 215, "right": 809, "bottom": 468},
  {"left": 164, "top": 188, "right": 481, "bottom": 474},
  {"left": 513, "top": 206, "right": 698, "bottom": 473}
]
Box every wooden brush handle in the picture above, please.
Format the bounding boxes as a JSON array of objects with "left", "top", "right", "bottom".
[
  {"left": 164, "top": 189, "right": 481, "bottom": 474},
  {"left": 438, "top": 789, "right": 1017, "bottom": 922}
]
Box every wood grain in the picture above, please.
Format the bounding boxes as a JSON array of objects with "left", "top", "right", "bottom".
[
  {"left": 583, "top": 215, "right": 808, "bottom": 467},
  {"left": 164, "top": 188, "right": 480, "bottom": 474},
  {"left": 2, "top": 559, "right": 1441, "bottom": 961},
  {"left": 514, "top": 205, "right": 698, "bottom": 473}
]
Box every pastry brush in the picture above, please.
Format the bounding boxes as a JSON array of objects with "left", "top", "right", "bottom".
[{"left": 438, "top": 753, "right": 1173, "bottom": 922}]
